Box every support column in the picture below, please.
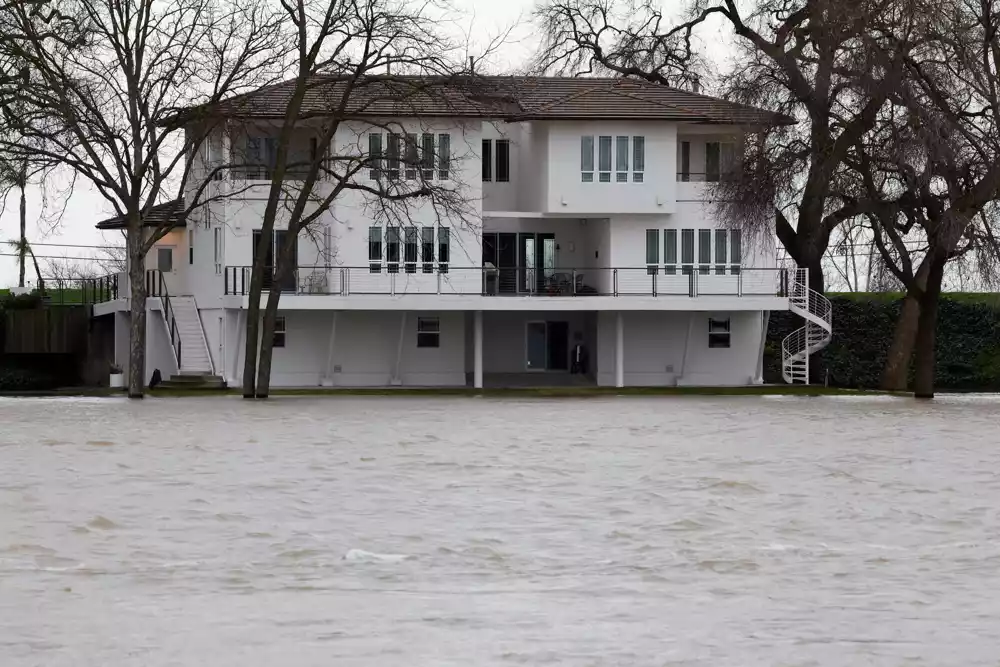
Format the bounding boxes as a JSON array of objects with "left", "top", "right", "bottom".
[
  {"left": 474, "top": 310, "right": 483, "bottom": 389},
  {"left": 615, "top": 311, "right": 624, "bottom": 388},
  {"left": 322, "top": 311, "right": 338, "bottom": 387},
  {"left": 392, "top": 312, "right": 406, "bottom": 385}
]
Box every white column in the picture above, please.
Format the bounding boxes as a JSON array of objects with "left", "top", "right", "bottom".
[
  {"left": 474, "top": 310, "right": 483, "bottom": 389},
  {"left": 322, "top": 311, "right": 338, "bottom": 386},
  {"left": 615, "top": 311, "right": 624, "bottom": 388},
  {"left": 393, "top": 312, "right": 406, "bottom": 385}
]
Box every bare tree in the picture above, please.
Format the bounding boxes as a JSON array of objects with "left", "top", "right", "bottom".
[
  {"left": 0, "top": 0, "right": 285, "bottom": 397},
  {"left": 229, "top": 0, "right": 489, "bottom": 398},
  {"left": 533, "top": 0, "right": 918, "bottom": 294}
]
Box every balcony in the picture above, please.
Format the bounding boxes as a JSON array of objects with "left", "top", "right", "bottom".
[{"left": 224, "top": 265, "right": 791, "bottom": 299}]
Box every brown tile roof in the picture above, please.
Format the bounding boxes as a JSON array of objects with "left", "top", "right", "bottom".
[
  {"left": 205, "top": 75, "right": 791, "bottom": 126},
  {"left": 95, "top": 199, "right": 186, "bottom": 230}
]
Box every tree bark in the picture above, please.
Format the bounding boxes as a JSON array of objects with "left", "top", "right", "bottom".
[
  {"left": 127, "top": 227, "right": 147, "bottom": 398},
  {"left": 240, "top": 259, "right": 267, "bottom": 398},
  {"left": 18, "top": 183, "right": 26, "bottom": 288},
  {"left": 912, "top": 257, "right": 945, "bottom": 399},
  {"left": 254, "top": 280, "right": 284, "bottom": 398},
  {"left": 880, "top": 291, "right": 919, "bottom": 391}
]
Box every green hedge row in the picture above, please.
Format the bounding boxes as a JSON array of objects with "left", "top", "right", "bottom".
[{"left": 764, "top": 294, "right": 1000, "bottom": 390}]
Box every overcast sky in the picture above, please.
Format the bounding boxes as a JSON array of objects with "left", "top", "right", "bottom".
[{"left": 0, "top": 0, "right": 733, "bottom": 287}]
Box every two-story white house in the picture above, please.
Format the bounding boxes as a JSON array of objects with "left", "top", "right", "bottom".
[{"left": 93, "top": 76, "right": 831, "bottom": 388}]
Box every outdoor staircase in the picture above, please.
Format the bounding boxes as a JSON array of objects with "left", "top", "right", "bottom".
[
  {"left": 781, "top": 267, "right": 833, "bottom": 384},
  {"left": 157, "top": 373, "right": 227, "bottom": 390},
  {"left": 168, "top": 296, "right": 214, "bottom": 374}
]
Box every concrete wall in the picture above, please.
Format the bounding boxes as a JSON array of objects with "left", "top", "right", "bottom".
[
  {"left": 596, "top": 310, "right": 764, "bottom": 386},
  {"left": 228, "top": 310, "right": 467, "bottom": 387}
]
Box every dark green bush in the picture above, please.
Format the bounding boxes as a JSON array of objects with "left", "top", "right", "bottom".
[{"left": 765, "top": 294, "right": 1000, "bottom": 390}]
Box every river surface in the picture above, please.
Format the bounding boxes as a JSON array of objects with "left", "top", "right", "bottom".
[{"left": 1, "top": 394, "right": 999, "bottom": 666}]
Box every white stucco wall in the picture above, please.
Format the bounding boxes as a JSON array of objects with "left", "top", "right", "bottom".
[
  {"left": 231, "top": 310, "right": 467, "bottom": 387},
  {"left": 545, "top": 121, "right": 677, "bottom": 215},
  {"left": 596, "top": 310, "right": 764, "bottom": 386}
]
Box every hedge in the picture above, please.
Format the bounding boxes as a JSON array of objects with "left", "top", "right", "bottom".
[{"left": 765, "top": 294, "right": 1000, "bottom": 391}]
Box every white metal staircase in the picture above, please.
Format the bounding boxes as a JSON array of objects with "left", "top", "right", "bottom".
[
  {"left": 168, "top": 296, "right": 214, "bottom": 374},
  {"left": 782, "top": 267, "right": 833, "bottom": 384}
]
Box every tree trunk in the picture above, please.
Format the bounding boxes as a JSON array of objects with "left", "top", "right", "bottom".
[
  {"left": 255, "top": 239, "right": 298, "bottom": 398},
  {"left": 255, "top": 280, "right": 284, "bottom": 398},
  {"left": 880, "top": 292, "right": 919, "bottom": 391},
  {"left": 127, "top": 229, "right": 147, "bottom": 398},
  {"left": 912, "top": 257, "right": 945, "bottom": 399},
  {"left": 241, "top": 232, "right": 273, "bottom": 398},
  {"left": 18, "top": 184, "right": 27, "bottom": 288}
]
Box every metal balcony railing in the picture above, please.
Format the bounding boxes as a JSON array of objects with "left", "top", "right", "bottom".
[{"left": 224, "top": 265, "right": 793, "bottom": 298}]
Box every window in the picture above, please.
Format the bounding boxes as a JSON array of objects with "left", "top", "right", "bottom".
[
  {"left": 189, "top": 228, "right": 195, "bottom": 265},
  {"left": 157, "top": 247, "right": 173, "bottom": 273},
  {"left": 715, "top": 229, "right": 728, "bottom": 274},
  {"left": 421, "top": 133, "right": 435, "bottom": 180},
  {"left": 482, "top": 139, "right": 493, "bottom": 182},
  {"left": 721, "top": 142, "right": 736, "bottom": 179},
  {"left": 598, "top": 136, "right": 612, "bottom": 182},
  {"left": 698, "top": 229, "right": 712, "bottom": 275},
  {"left": 386, "top": 133, "right": 401, "bottom": 180},
  {"left": 437, "top": 133, "right": 450, "bottom": 179},
  {"left": 664, "top": 229, "right": 678, "bottom": 275},
  {"left": 633, "top": 136, "right": 645, "bottom": 183},
  {"left": 680, "top": 141, "right": 691, "bottom": 181},
  {"left": 368, "top": 226, "right": 382, "bottom": 273},
  {"left": 731, "top": 229, "right": 742, "bottom": 275},
  {"left": 681, "top": 228, "right": 694, "bottom": 275},
  {"left": 645, "top": 229, "right": 659, "bottom": 275},
  {"left": 273, "top": 316, "right": 287, "bottom": 348},
  {"left": 386, "top": 227, "right": 400, "bottom": 273},
  {"left": 368, "top": 133, "right": 383, "bottom": 180},
  {"left": 404, "top": 227, "right": 418, "bottom": 273},
  {"left": 581, "top": 135, "right": 594, "bottom": 182},
  {"left": 213, "top": 227, "right": 222, "bottom": 275},
  {"left": 438, "top": 227, "right": 450, "bottom": 273},
  {"left": 615, "top": 136, "right": 629, "bottom": 182},
  {"left": 404, "top": 133, "right": 418, "bottom": 180},
  {"left": 421, "top": 227, "right": 434, "bottom": 273},
  {"left": 706, "top": 141, "right": 721, "bottom": 182},
  {"left": 708, "top": 318, "right": 730, "bottom": 348},
  {"left": 496, "top": 139, "right": 510, "bottom": 183},
  {"left": 417, "top": 317, "right": 440, "bottom": 348}
]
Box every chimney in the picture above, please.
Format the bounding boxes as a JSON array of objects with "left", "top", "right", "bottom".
[
  {"left": 469, "top": 56, "right": 475, "bottom": 74},
  {"left": 692, "top": 77, "right": 701, "bottom": 94}
]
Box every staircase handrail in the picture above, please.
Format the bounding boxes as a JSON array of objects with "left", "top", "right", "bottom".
[
  {"left": 781, "top": 267, "right": 833, "bottom": 384},
  {"left": 148, "top": 269, "right": 182, "bottom": 370}
]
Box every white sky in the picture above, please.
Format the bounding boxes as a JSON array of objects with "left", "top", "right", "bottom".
[{"left": 0, "top": 0, "right": 734, "bottom": 287}]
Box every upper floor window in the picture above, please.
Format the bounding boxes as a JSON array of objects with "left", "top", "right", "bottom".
[
  {"left": 598, "top": 135, "right": 612, "bottom": 182},
  {"left": 680, "top": 141, "right": 691, "bottom": 182},
  {"left": 581, "top": 135, "right": 644, "bottom": 183},
  {"left": 369, "top": 132, "right": 450, "bottom": 181},
  {"left": 616, "top": 136, "right": 629, "bottom": 182},
  {"left": 581, "top": 136, "right": 594, "bottom": 182},
  {"left": 482, "top": 138, "right": 510, "bottom": 183},
  {"left": 496, "top": 139, "right": 510, "bottom": 183},
  {"left": 633, "top": 136, "right": 645, "bottom": 183},
  {"left": 645, "top": 229, "right": 659, "bottom": 275},
  {"left": 482, "top": 139, "right": 493, "bottom": 182},
  {"left": 655, "top": 228, "right": 742, "bottom": 276}
]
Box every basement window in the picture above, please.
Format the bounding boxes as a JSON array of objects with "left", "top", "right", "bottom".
[
  {"left": 708, "top": 318, "right": 730, "bottom": 348},
  {"left": 273, "top": 316, "right": 287, "bottom": 348},
  {"left": 417, "top": 317, "right": 440, "bottom": 348}
]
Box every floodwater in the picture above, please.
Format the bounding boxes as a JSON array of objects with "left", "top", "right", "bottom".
[{"left": 1, "top": 395, "right": 999, "bottom": 666}]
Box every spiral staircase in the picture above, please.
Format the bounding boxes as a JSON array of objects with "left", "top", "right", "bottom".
[{"left": 781, "top": 267, "right": 833, "bottom": 384}]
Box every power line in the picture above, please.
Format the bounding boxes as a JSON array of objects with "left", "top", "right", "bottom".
[
  {"left": 0, "top": 252, "right": 111, "bottom": 260},
  {"left": 0, "top": 240, "right": 124, "bottom": 250}
]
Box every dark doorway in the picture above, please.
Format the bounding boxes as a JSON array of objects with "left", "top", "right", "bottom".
[{"left": 253, "top": 230, "right": 298, "bottom": 292}]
